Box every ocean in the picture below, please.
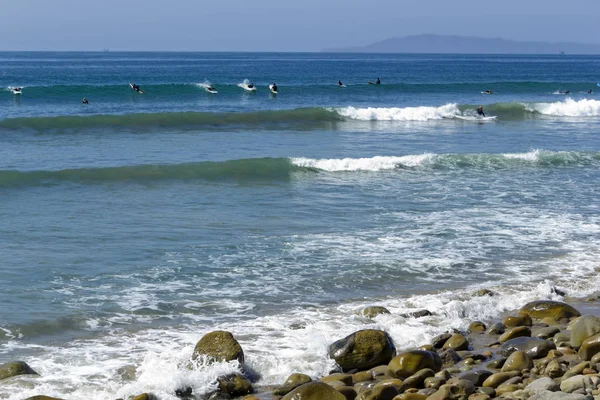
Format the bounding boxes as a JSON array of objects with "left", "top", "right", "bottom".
[{"left": 1, "top": 52, "right": 600, "bottom": 399}]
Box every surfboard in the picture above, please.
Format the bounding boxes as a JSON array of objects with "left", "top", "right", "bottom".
[
  {"left": 455, "top": 115, "right": 497, "bottom": 121},
  {"left": 11, "top": 88, "right": 22, "bottom": 95},
  {"left": 241, "top": 85, "right": 256, "bottom": 92},
  {"left": 129, "top": 83, "right": 143, "bottom": 94},
  {"left": 481, "top": 91, "right": 493, "bottom": 95},
  {"left": 269, "top": 85, "right": 278, "bottom": 94},
  {"left": 206, "top": 88, "right": 218, "bottom": 94}
]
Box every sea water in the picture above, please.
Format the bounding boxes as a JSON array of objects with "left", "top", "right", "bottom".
[{"left": 1, "top": 52, "right": 600, "bottom": 399}]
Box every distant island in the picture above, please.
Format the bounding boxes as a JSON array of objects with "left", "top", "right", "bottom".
[{"left": 325, "top": 34, "right": 600, "bottom": 54}]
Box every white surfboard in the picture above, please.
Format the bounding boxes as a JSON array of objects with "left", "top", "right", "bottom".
[
  {"left": 11, "top": 88, "right": 22, "bottom": 95},
  {"left": 455, "top": 115, "right": 497, "bottom": 121},
  {"left": 206, "top": 87, "right": 218, "bottom": 94},
  {"left": 269, "top": 84, "right": 278, "bottom": 94}
]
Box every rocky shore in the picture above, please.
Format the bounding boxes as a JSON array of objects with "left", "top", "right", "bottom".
[{"left": 5, "top": 297, "right": 600, "bottom": 400}]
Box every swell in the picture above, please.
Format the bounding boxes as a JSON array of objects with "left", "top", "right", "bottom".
[{"left": 1, "top": 150, "right": 598, "bottom": 188}]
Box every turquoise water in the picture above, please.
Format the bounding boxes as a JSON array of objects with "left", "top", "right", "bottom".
[{"left": 1, "top": 52, "right": 600, "bottom": 399}]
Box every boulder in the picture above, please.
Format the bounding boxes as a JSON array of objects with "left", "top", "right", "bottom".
[
  {"left": 578, "top": 333, "right": 600, "bottom": 361},
  {"left": 329, "top": 330, "right": 396, "bottom": 372},
  {"left": 570, "top": 316, "right": 600, "bottom": 349},
  {"left": 431, "top": 334, "right": 453, "bottom": 349},
  {"left": 281, "top": 382, "right": 347, "bottom": 400},
  {"left": 533, "top": 327, "right": 561, "bottom": 340},
  {"left": 362, "top": 306, "right": 391, "bottom": 319},
  {"left": 388, "top": 351, "right": 442, "bottom": 379},
  {"left": 524, "top": 376, "right": 560, "bottom": 393},
  {"left": 499, "top": 337, "right": 556, "bottom": 359},
  {"left": 487, "top": 323, "right": 505, "bottom": 335},
  {"left": 502, "top": 315, "right": 532, "bottom": 328},
  {"left": 499, "top": 327, "right": 531, "bottom": 343},
  {"left": 0, "top": 361, "right": 38, "bottom": 381},
  {"left": 192, "top": 331, "right": 244, "bottom": 364},
  {"left": 442, "top": 334, "right": 469, "bottom": 351},
  {"left": 217, "top": 373, "right": 253, "bottom": 397},
  {"left": 274, "top": 373, "right": 312, "bottom": 396},
  {"left": 481, "top": 371, "right": 520, "bottom": 388},
  {"left": 467, "top": 322, "right": 486, "bottom": 334},
  {"left": 501, "top": 351, "right": 533, "bottom": 372},
  {"left": 559, "top": 374, "right": 600, "bottom": 393},
  {"left": 518, "top": 301, "right": 580, "bottom": 322},
  {"left": 439, "top": 349, "right": 462, "bottom": 367}
]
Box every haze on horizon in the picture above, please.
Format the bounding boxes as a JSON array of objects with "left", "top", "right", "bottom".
[{"left": 1, "top": 0, "right": 599, "bottom": 52}]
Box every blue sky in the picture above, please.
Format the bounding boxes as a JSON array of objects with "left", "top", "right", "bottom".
[{"left": 2, "top": 0, "right": 598, "bottom": 51}]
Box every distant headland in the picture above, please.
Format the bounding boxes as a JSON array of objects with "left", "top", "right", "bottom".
[{"left": 324, "top": 34, "right": 600, "bottom": 54}]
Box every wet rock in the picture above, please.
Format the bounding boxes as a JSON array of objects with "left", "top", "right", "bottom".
[
  {"left": 571, "top": 316, "right": 600, "bottom": 349},
  {"left": 322, "top": 373, "right": 353, "bottom": 385},
  {"left": 388, "top": 351, "right": 442, "bottom": 379},
  {"left": 439, "top": 349, "right": 462, "bottom": 367},
  {"left": 426, "top": 382, "right": 475, "bottom": 400},
  {"left": 518, "top": 301, "right": 580, "bottom": 322},
  {"left": 401, "top": 310, "right": 433, "bottom": 319},
  {"left": 23, "top": 397, "right": 65, "bottom": 400},
  {"left": 457, "top": 370, "right": 493, "bottom": 386},
  {"left": 487, "top": 323, "right": 505, "bottom": 335},
  {"left": 525, "top": 376, "right": 560, "bottom": 392},
  {"left": 353, "top": 371, "right": 373, "bottom": 384},
  {"left": 443, "top": 334, "right": 469, "bottom": 351},
  {"left": 362, "top": 306, "right": 391, "bottom": 319},
  {"left": 192, "top": 331, "right": 244, "bottom": 364},
  {"left": 130, "top": 395, "right": 156, "bottom": 400},
  {"left": 394, "top": 393, "right": 427, "bottom": 400},
  {"left": 217, "top": 373, "right": 253, "bottom": 397},
  {"left": 431, "top": 333, "right": 453, "bottom": 349},
  {"left": 424, "top": 376, "right": 446, "bottom": 390},
  {"left": 500, "top": 337, "right": 556, "bottom": 359},
  {"left": 528, "top": 392, "right": 594, "bottom": 400},
  {"left": 578, "top": 333, "right": 600, "bottom": 361},
  {"left": 501, "top": 351, "right": 533, "bottom": 372},
  {"left": 553, "top": 331, "right": 572, "bottom": 347},
  {"left": 544, "top": 359, "right": 566, "bottom": 378},
  {"left": 402, "top": 369, "right": 435, "bottom": 389},
  {"left": 502, "top": 315, "right": 532, "bottom": 328},
  {"left": 562, "top": 361, "right": 592, "bottom": 380},
  {"left": 337, "top": 386, "right": 357, "bottom": 400},
  {"left": 281, "top": 382, "right": 346, "bottom": 400},
  {"left": 0, "top": 361, "right": 38, "bottom": 381},
  {"left": 559, "top": 374, "right": 600, "bottom": 393},
  {"left": 329, "top": 330, "right": 396, "bottom": 372},
  {"left": 499, "top": 327, "right": 531, "bottom": 343},
  {"left": 370, "top": 365, "right": 391, "bottom": 380},
  {"left": 274, "top": 373, "right": 312, "bottom": 396},
  {"left": 473, "top": 289, "right": 495, "bottom": 297},
  {"left": 467, "top": 322, "right": 486, "bottom": 334},
  {"left": 356, "top": 380, "right": 399, "bottom": 400},
  {"left": 175, "top": 386, "right": 193, "bottom": 399},
  {"left": 117, "top": 365, "right": 137, "bottom": 381},
  {"left": 485, "top": 357, "right": 506, "bottom": 369},
  {"left": 533, "top": 326, "right": 561, "bottom": 340}
]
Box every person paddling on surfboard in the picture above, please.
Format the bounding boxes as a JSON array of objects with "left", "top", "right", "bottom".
[
  {"left": 376, "top": 78, "right": 381, "bottom": 85},
  {"left": 338, "top": 80, "right": 343, "bottom": 86},
  {"left": 247, "top": 82, "right": 255, "bottom": 89},
  {"left": 271, "top": 83, "right": 278, "bottom": 92},
  {"left": 82, "top": 98, "right": 89, "bottom": 104},
  {"left": 131, "top": 83, "right": 142, "bottom": 93},
  {"left": 477, "top": 106, "right": 485, "bottom": 117}
]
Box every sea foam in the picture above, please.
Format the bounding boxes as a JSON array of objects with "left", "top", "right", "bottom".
[{"left": 335, "top": 104, "right": 461, "bottom": 121}]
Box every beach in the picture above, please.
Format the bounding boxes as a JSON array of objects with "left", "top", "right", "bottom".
[{"left": 1, "top": 52, "right": 600, "bottom": 399}]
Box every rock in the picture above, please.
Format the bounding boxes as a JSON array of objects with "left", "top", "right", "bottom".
[
  {"left": 0, "top": 361, "right": 38, "bottom": 381},
  {"left": 402, "top": 369, "right": 435, "bottom": 390},
  {"left": 500, "top": 337, "right": 556, "bottom": 359},
  {"left": 473, "top": 289, "right": 495, "bottom": 297},
  {"left": 356, "top": 380, "right": 399, "bottom": 400},
  {"left": 544, "top": 359, "right": 566, "bottom": 378},
  {"left": 322, "top": 373, "right": 353, "bottom": 385},
  {"left": 337, "top": 386, "right": 357, "bottom": 400},
  {"left": 487, "top": 323, "right": 505, "bottom": 335},
  {"left": 401, "top": 310, "right": 433, "bottom": 319},
  {"left": 371, "top": 365, "right": 392, "bottom": 380},
  {"left": 533, "top": 327, "right": 561, "bottom": 340},
  {"left": 457, "top": 370, "right": 493, "bottom": 386},
  {"left": 362, "top": 306, "right": 392, "bottom": 319},
  {"left": 395, "top": 394, "right": 428, "bottom": 400},
  {"left": 499, "top": 327, "right": 531, "bottom": 343},
  {"left": 424, "top": 377, "right": 446, "bottom": 390},
  {"left": 559, "top": 374, "right": 600, "bottom": 393},
  {"left": 282, "top": 382, "right": 347, "bottom": 400},
  {"left": 217, "top": 373, "right": 253, "bottom": 397},
  {"left": 426, "top": 382, "right": 474, "bottom": 400},
  {"left": 431, "top": 334, "right": 453, "bottom": 349},
  {"left": 439, "top": 349, "right": 462, "bottom": 367},
  {"left": 329, "top": 330, "right": 396, "bottom": 372},
  {"left": 553, "top": 331, "right": 572, "bottom": 347},
  {"left": 571, "top": 316, "right": 600, "bottom": 349},
  {"left": 525, "top": 376, "right": 560, "bottom": 392},
  {"left": 481, "top": 371, "right": 520, "bottom": 388},
  {"left": 353, "top": 371, "right": 373, "bottom": 384},
  {"left": 130, "top": 395, "right": 156, "bottom": 400},
  {"left": 175, "top": 387, "right": 193, "bottom": 399},
  {"left": 485, "top": 358, "right": 506, "bottom": 370},
  {"left": 117, "top": 365, "right": 137, "bottom": 381},
  {"left": 518, "top": 301, "right": 580, "bottom": 322},
  {"left": 468, "top": 322, "right": 486, "bottom": 334},
  {"left": 23, "top": 397, "right": 65, "bottom": 400},
  {"left": 274, "top": 373, "right": 313, "bottom": 396},
  {"left": 388, "top": 351, "right": 442, "bottom": 379},
  {"left": 502, "top": 315, "right": 532, "bottom": 328},
  {"left": 443, "top": 334, "right": 469, "bottom": 351},
  {"left": 578, "top": 333, "right": 600, "bottom": 361},
  {"left": 501, "top": 351, "right": 533, "bottom": 372},
  {"left": 528, "top": 392, "right": 593, "bottom": 400},
  {"left": 467, "top": 395, "right": 490, "bottom": 400},
  {"left": 192, "top": 331, "right": 244, "bottom": 364},
  {"left": 562, "top": 361, "right": 592, "bottom": 380}
]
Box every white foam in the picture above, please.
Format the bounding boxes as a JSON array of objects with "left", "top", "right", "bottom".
[
  {"left": 502, "top": 149, "right": 541, "bottom": 161},
  {"left": 335, "top": 104, "right": 461, "bottom": 121},
  {"left": 529, "top": 98, "right": 600, "bottom": 117},
  {"left": 291, "top": 154, "right": 434, "bottom": 171}
]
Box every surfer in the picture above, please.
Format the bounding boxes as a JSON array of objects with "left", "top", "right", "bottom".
[
  {"left": 12, "top": 87, "right": 21, "bottom": 93},
  {"left": 82, "top": 98, "right": 89, "bottom": 104},
  {"left": 559, "top": 90, "right": 570, "bottom": 95},
  {"left": 484, "top": 89, "right": 493, "bottom": 95},
  {"left": 338, "top": 80, "right": 343, "bottom": 86},
  {"left": 477, "top": 106, "right": 486, "bottom": 117},
  {"left": 131, "top": 84, "right": 142, "bottom": 93},
  {"left": 247, "top": 82, "right": 254, "bottom": 89},
  {"left": 207, "top": 86, "right": 216, "bottom": 92},
  {"left": 376, "top": 78, "right": 381, "bottom": 85},
  {"left": 271, "top": 83, "right": 278, "bottom": 92},
  {"left": 589, "top": 89, "right": 594, "bottom": 94}
]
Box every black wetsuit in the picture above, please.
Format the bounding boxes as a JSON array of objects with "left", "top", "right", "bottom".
[
  {"left": 376, "top": 79, "right": 381, "bottom": 84},
  {"left": 477, "top": 108, "right": 485, "bottom": 117},
  {"left": 272, "top": 85, "right": 278, "bottom": 92}
]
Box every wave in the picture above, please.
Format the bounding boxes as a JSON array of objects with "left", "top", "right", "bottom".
[{"left": 1, "top": 150, "right": 598, "bottom": 188}]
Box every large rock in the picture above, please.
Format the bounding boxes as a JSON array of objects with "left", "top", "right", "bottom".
[
  {"left": 329, "top": 329, "right": 396, "bottom": 372},
  {"left": 217, "top": 373, "right": 253, "bottom": 397},
  {"left": 499, "top": 337, "right": 556, "bottom": 359},
  {"left": 442, "top": 334, "right": 469, "bottom": 351},
  {"left": 281, "top": 382, "right": 346, "bottom": 400},
  {"left": 570, "top": 316, "right": 600, "bottom": 349},
  {"left": 578, "top": 333, "right": 600, "bottom": 361},
  {"left": 501, "top": 351, "right": 533, "bottom": 372},
  {"left": 499, "top": 327, "right": 531, "bottom": 343},
  {"left": 518, "top": 301, "right": 580, "bottom": 322},
  {"left": 0, "top": 361, "right": 38, "bottom": 381},
  {"left": 388, "top": 351, "right": 442, "bottom": 379},
  {"left": 559, "top": 374, "right": 600, "bottom": 393},
  {"left": 481, "top": 371, "right": 520, "bottom": 388},
  {"left": 361, "top": 306, "right": 391, "bottom": 319},
  {"left": 274, "top": 373, "right": 312, "bottom": 396},
  {"left": 502, "top": 315, "right": 532, "bottom": 327},
  {"left": 192, "top": 331, "right": 244, "bottom": 364}
]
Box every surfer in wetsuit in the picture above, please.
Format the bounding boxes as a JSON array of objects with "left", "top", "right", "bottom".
[
  {"left": 131, "top": 84, "right": 141, "bottom": 93},
  {"left": 13, "top": 87, "right": 21, "bottom": 93},
  {"left": 271, "top": 83, "right": 278, "bottom": 92},
  {"left": 338, "top": 80, "right": 343, "bottom": 86},
  {"left": 247, "top": 82, "right": 254, "bottom": 89},
  {"left": 82, "top": 98, "right": 89, "bottom": 104},
  {"left": 589, "top": 89, "right": 594, "bottom": 94},
  {"left": 484, "top": 89, "right": 493, "bottom": 94},
  {"left": 376, "top": 78, "right": 381, "bottom": 85},
  {"left": 477, "top": 106, "right": 485, "bottom": 117}
]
